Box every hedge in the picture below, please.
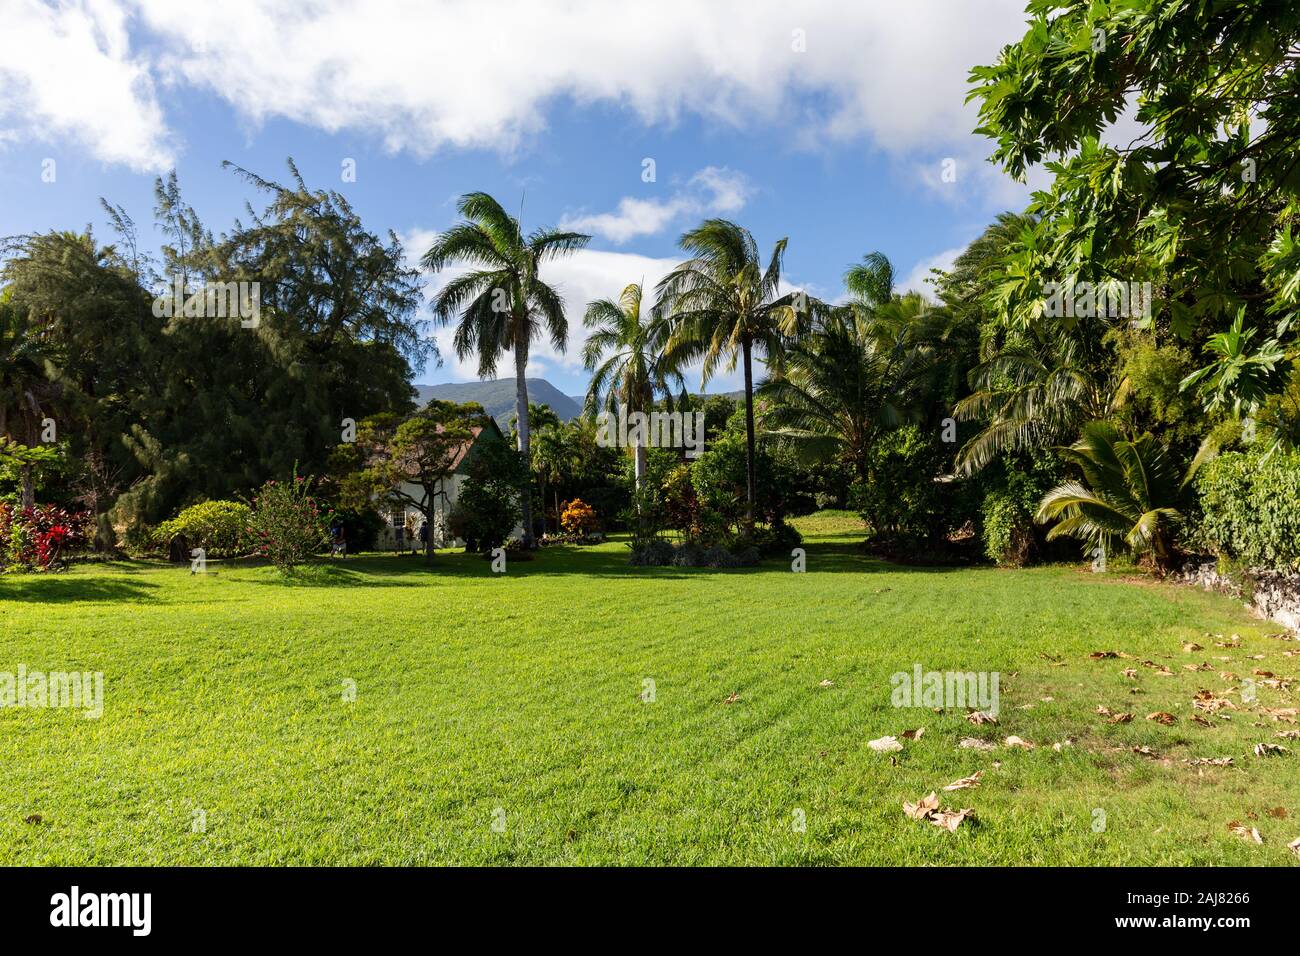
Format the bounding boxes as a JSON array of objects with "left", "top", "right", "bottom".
[{"left": 1194, "top": 450, "right": 1300, "bottom": 570}]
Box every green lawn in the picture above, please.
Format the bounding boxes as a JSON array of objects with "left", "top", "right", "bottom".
[{"left": 2, "top": 512, "right": 1297, "bottom": 865}]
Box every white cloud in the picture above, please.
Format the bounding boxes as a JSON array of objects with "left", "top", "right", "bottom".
[
  {"left": 560, "top": 166, "right": 752, "bottom": 243},
  {"left": 901, "top": 245, "right": 965, "bottom": 298},
  {"left": 0, "top": 0, "right": 174, "bottom": 171},
  {"left": 1, "top": 1, "right": 1029, "bottom": 176}
]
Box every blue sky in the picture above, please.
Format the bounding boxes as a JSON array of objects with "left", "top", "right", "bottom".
[{"left": 0, "top": 0, "right": 1042, "bottom": 395}]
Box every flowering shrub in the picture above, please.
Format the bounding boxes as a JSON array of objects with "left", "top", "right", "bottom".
[
  {"left": 0, "top": 503, "right": 91, "bottom": 572},
  {"left": 246, "top": 474, "right": 332, "bottom": 573},
  {"left": 559, "top": 498, "right": 599, "bottom": 536}
]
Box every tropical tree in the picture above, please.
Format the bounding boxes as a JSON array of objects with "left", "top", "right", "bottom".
[
  {"left": 582, "top": 282, "right": 685, "bottom": 496},
  {"left": 423, "top": 193, "right": 590, "bottom": 547},
  {"left": 954, "top": 313, "right": 1122, "bottom": 474},
  {"left": 758, "top": 304, "right": 929, "bottom": 482},
  {"left": 334, "top": 401, "right": 480, "bottom": 564},
  {"left": 656, "top": 220, "right": 804, "bottom": 527},
  {"left": 531, "top": 423, "right": 576, "bottom": 534},
  {"left": 969, "top": 1, "right": 1300, "bottom": 417},
  {"left": 0, "top": 293, "right": 60, "bottom": 508},
  {"left": 1035, "top": 421, "right": 1190, "bottom": 573}
]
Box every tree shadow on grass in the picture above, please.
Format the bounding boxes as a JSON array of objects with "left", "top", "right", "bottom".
[{"left": 0, "top": 575, "right": 162, "bottom": 604}]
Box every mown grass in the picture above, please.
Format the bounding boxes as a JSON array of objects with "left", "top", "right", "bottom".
[{"left": 1, "top": 513, "right": 1297, "bottom": 865}]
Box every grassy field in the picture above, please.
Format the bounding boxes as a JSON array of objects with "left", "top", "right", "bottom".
[{"left": 2, "top": 511, "right": 1298, "bottom": 865}]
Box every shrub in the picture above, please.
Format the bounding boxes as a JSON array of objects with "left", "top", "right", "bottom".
[
  {"left": 0, "top": 503, "right": 91, "bottom": 572},
  {"left": 1195, "top": 449, "right": 1300, "bottom": 569},
  {"left": 154, "top": 500, "right": 251, "bottom": 557},
  {"left": 628, "top": 537, "right": 675, "bottom": 566},
  {"left": 733, "top": 518, "right": 802, "bottom": 558},
  {"left": 247, "top": 474, "right": 331, "bottom": 573},
  {"left": 559, "top": 498, "right": 599, "bottom": 535},
  {"left": 628, "top": 536, "right": 758, "bottom": 568},
  {"left": 980, "top": 461, "right": 1048, "bottom": 565},
  {"left": 328, "top": 506, "right": 384, "bottom": 552},
  {"left": 850, "top": 425, "right": 949, "bottom": 548}
]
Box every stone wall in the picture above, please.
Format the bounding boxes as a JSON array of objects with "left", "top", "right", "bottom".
[{"left": 1178, "top": 559, "right": 1300, "bottom": 632}]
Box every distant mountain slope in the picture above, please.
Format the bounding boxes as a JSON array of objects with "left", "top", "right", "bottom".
[{"left": 414, "top": 379, "right": 581, "bottom": 424}]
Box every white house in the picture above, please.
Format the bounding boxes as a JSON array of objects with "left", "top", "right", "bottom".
[{"left": 375, "top": 418, "right": 524, "bottom": 551}]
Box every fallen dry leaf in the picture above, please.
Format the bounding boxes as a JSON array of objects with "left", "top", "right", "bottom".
[
  {"left": 869, "top": 735, "right": 903, "bottom": 753},
  {"left": 1276, "top": 730, "right": 1300, "bottom": 740},
  {"left": 22, "top": 814, "right": 41, "bottom": 825},
  {"left": 1193, "top": 691, "right": 1236, "bottom": 714},
  {"left": 903, "top": 792, "right": 939, "bottom": 820},
  {"left": 818, "top": 679, "right": 834, "bottom": 688},
  {"left": 903, "top": 793, "right": 973, "bottom": 831},
  {"left": 1089, "top": 651, "right": 1119, "bottom": 660},
  {"left": 929, "top": 808, "right": 974, "bottom": 832},
  {"left": 1186, "top": 757, "right": 1233, "bottom": 766},
  {"left": 899, "top": 727, "right": 926, "bottom": 740},
  {"left": 942, "top": 771, "right": 984, "bottom": 791},
  {"left": 1266, "top": 807, "right": 1289, "bottom": 819},
  {"left": 1183, "top": 642, "right": 1204, "bottom": 653},
  {"left": 1122, "top": 668, "right": 1139, "bottom": 679},
  {"left": 1147, "top": 711, "right": 1178, "bottom": 725},
  {"left": 965, "top": 710, "right": 998, "bottom": 725},
  {"left": 1004, "top": 735, "right": 1035, "bottom": 749},
  {"left": 1132, "top": 745, "right": 1159, "bottom": 758},
  {"left": 1254, "top": 742, "right": 1290, "bottom": 757},
  {"left": 723, "top": 692, "right": 741, "bottom": 704},
  {"left": 1097, "top": 705, "right": 1134, "bottom": 723},
  {"left": 1191, "top": 715, "right": 1212, "bottom": 727},
  {"left": 958, "top": 737, "right": 997, "bottom": 751},
  {"left": 1289, "top": 837, "right": 1300, "bottom": 857}
]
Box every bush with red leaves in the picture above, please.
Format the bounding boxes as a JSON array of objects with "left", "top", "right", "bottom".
[{"left": 0, "top": 503, "right": 91, "bottom": 572}]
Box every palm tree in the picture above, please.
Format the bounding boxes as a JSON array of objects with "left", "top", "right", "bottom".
[
  {"left": 655, "top": 220, "right": 803, "bottom": 528},
  {"left": 758, "top": 302, "right": 930, "bottom": 481},
  {"left": 423, "top": 193, "right": 589, "bottom": 547},
  {"left": 1035, "top": 421, "right": 1190, "bottom": 572},
  {"left": 531, "top": 424, "right": 575, "bottom": 534},
  {"left": 954, "top": 318, "right": 1122, "bottom": 474},
  {"left": 582, "top": 282, "right": 685, "bottom": 497}
]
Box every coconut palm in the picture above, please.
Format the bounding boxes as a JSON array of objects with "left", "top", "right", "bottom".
[
  {"left": 422, "top": 193, "right": 589, "bottom": 546},
  {"left": 1035, "top": 421, "right": 1191, "bottom": 572},
  {"left": 954, "top": 319, "right": 1122, "bottom": 474},
  {"left": 582, "top": 282, "right": 685, "bottom": 496},
  {"left": 758, "top": 304, "right": 930, "bottom": 481},
  {"left": 655, "top": 220, "right": 804, "bottom": 527}
]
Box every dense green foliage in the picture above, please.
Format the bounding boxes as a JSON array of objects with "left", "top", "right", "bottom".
[
  {"left": 1194, "top": 450, "right": 1300, "bottom": 570},
  {"left": 153, "top": 500, "right": 251, "bottom": 557},
  {"left": 448, "top": 440, "right": 527, "bottom": 554},
  {"left": 1, "top": 161, "right": 424, "bottom": 546}
]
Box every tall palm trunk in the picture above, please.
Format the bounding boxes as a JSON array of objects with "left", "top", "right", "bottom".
[
  {"left": 741, "top": 333, "right": 757, "bottom": 529},
  {"left": 514, "top": 328, "right": 535, "bottom": 548},
  {"left": 634, "top": 442, "right": 648, "bottom": 496}
]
